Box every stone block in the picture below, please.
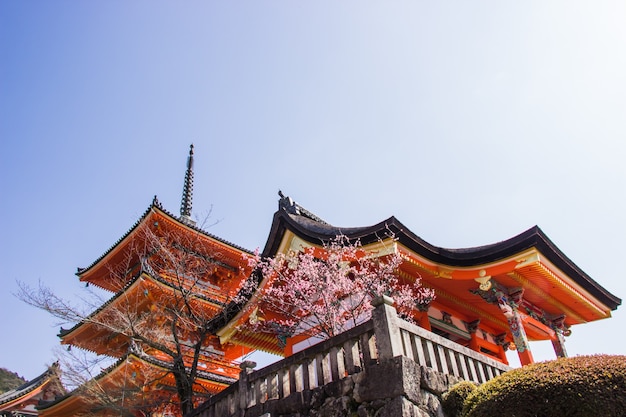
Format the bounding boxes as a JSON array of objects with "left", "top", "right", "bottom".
[
  {"left": 375, "top": 396, "right": 430, "bottom": 417},
  {"left": 266, "top": 391, "right": 304, "bottom": 415},
  {"left": 243, "top": 402, "right": 264, "bottom": 417},
  {"left": 323, "top": 377, "right": 354, "bottom": 398},
  {"left": 369, "top": 399, "right": 388, "bottom": 410},
  {"left": 318, "top": 395, "right": 353, "bottom": 417},
  {"left": 306, "top": 387, "right": 326, "bottom": 409},
  {"left": 353, "top": 357, "right": 421, "bottom": 405},
  {"left": 357, "top": 403, "right": 374, "bottom": 417},
  {"left": 446, "top": 374, "right": 463, "bottom": 387},
  {"left": 420, "top": 390, "right": 444, "bottom": 417},
  {"left": 420, "top": 366, "right": 449, "bottom": 395}
]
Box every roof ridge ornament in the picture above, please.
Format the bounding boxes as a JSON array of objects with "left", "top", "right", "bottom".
[
  {"left": 180, "top": 144, "right": 195, "bottom": 226},
  {"left": 277, "top": 190, "right": 329, "bottom": 225},
  {"left": 152, "top": 195, "right": 163, "bottom": 209},
  {"left": 278, "top": 190, "right": 299, "bottom": 215}
]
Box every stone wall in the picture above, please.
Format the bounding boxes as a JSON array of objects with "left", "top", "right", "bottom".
[{"left": 238, "top": 356, "right": 462, "bottom": 417}]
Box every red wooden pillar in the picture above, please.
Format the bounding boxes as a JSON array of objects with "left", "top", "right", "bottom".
[
  {"left": 494, "top": 334, "right": 510, "bottom": 365},
  {"left": 415, "top": 299, "right": 432, "bottom": 331},
  {"left": 516, "top": 341, "right": 534, "bottom": 366},
  {"left": 465, "top": 319, "right": 480, "bottom": 352},
  {"left": 283, "top": 332, "right": 310, "bottom": 356},
  {"left": 283, "top": 339, "right": 294, "bottom": 357},
  {"left": 417, "top": 311, "right": 432, "bottom": 331}
]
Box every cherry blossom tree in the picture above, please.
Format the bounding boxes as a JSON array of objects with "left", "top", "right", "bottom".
[{"left": 238, "top": 235, "right": 435, "bottom": 345}]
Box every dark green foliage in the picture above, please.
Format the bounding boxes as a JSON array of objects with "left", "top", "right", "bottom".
[
  {"left": 462, "top": 355, "right": 626, "bottom": 417},
  {"left": 0, "top": 367, "right": 27, "bottom": 393},
  {"left": 442, "top": 380, "right": 477, "bottom": 417}
]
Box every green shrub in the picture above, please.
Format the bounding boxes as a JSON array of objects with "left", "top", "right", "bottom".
[
  {"left": 462, "top": 355, "right": 626, "bottom": 417},
  {"left": 442, "top": 381, "right": 477, "bottom": 417}
]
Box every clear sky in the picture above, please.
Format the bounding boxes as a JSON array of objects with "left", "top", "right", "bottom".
[{"left": 1, "top": 1, "right": 625, "bottom": 379}]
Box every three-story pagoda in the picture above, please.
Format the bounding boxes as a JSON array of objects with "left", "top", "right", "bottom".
[{"left": 39, "top": 146, "right": 255, "bottom": 417}]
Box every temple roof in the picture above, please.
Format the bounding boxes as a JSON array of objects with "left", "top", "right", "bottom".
[
  {"left": 0, "top": 363, "right": 64, "bottom": 412},
  {"left": 263, "top": 194, "right": 621, "bottom": 312}
]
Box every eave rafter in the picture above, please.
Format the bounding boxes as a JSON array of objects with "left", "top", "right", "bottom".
[
  {"left": 424, "top": 281, "right": 510, "bottom": 331},
  {"left": 397, "top": 245, "right": 531, "bottom": 282},
  {"left": 227, "top": 332, "right": 284, "bottom": 356},
  {"left": 510, "top": 260, "right": 610, "bottom": 322},
  {"left": 507, "top": 271, "right": 587, "bottom": 323},
  {"left": 535, "top": 260, "right": 609, "bottom": 317}
]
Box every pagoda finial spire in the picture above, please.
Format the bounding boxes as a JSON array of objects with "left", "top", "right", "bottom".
[{"left": 180, "top": 144, "right": 194, "bottom": 222}]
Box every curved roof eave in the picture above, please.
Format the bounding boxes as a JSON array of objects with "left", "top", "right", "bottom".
[
  {"left": 262, "top": 208, "right": 621, "bottom": 311},
  {"left": 37, "top": 352, "right": 236, "bottom": 411},
  {"left": 77, "top": 198, "right": 254, "bottom": 278}
]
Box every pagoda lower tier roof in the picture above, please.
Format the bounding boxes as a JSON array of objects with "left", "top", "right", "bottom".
[
  {"left": 263, "top": 197, "right": 621, "bottom": 314},
  {"left": 59, "top": 270, "right": 231, "bottom": 356},
  {"left": 37, "top": 351, "right": 236, "bottom": 417}
]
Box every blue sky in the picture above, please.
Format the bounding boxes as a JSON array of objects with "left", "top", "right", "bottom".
[{"left": 1, "top": 1, "right": 625, "bottom": 379}]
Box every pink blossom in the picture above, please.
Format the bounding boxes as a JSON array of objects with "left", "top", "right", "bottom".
[{"left": 237, "top": 235, "right": 435, "bottom": 343}]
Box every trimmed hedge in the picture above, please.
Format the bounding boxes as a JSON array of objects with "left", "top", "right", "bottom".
[
  {"left": 462, "top": 355, "right": 626, "bottom": 417},
  {"left": 442, "top": 381, "right": 477, "bottom": 417}
]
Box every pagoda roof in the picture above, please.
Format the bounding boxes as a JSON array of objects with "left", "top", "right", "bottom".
[
  {"left": 263, "top": 195, "right": 621, "bottom": 312},
  {"left": 38, "top": 350, "right": 236, "bottom": 416},
  {"left": 59, "top": 269, "right": 230, "bottom": 355},
  {"left": 0, "top": 363, "right": 64, "bottom": 413},
  {"left": 76, "top": 197, "right": 252, "bottom": 289}
]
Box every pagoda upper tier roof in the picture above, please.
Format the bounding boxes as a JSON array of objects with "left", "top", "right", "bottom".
[
  {"left": 77, "top": 197, "right": 253, "bottom": 292},
  {"left": 264, "top": 195, "right": 621, "bottom": 313}
]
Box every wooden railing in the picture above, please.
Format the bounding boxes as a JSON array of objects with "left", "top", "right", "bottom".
[{"left": 195, "top": 297, "right": 511, "bottom": 417}]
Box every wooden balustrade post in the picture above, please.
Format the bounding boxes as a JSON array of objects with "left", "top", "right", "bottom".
[
  {"left": 371, "top": 295, "right": 404, "bottom": 360},
  {"left": 238, "top": 360, "right": 256, "bottom": 411}
]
